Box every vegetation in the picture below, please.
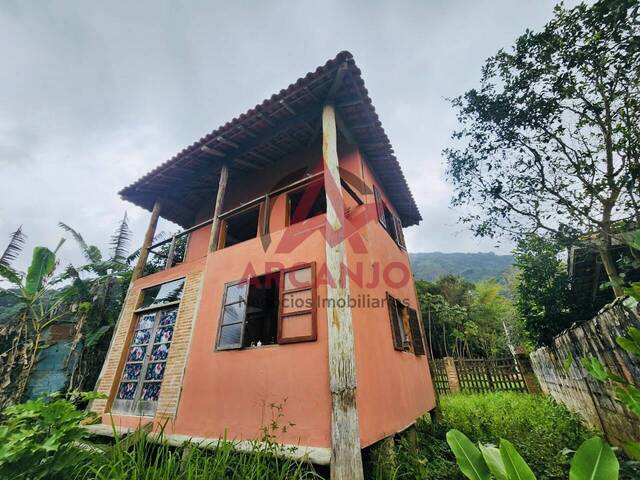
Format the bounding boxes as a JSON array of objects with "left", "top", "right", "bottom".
[
  {"left": 373, "top": 392, "right": 593, "bottom": 480},
  {"left": 445, "top": 0, "right": 640, "bottom": 297},
  {"left": 0, "top": 217, "right": 134, "bottom": 409},
  {"left": 512, "top": 235, "right": 576, "bottom": 347},
  {"left": 409, "top": 252, "right": 514, "bottom": 283},
  {"left": 416, "top": 276, "right": 527, "bottom": 358},
  {"left": 0, "top": 393, "right": 320, "bottom": 480}
]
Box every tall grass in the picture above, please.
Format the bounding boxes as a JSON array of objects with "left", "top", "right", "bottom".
[{"left": 81, "top": 431, "right": 321, "bottom": 480}]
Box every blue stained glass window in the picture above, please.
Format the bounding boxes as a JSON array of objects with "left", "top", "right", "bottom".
[
  {"left": 133, "top": 329, "right": 151, "bottom": 345},
  {"left": 145, "top": 362, "right": 165, "bottom": 381},
  {"left": 154, "top": 326, "right": 174, "bottom": 344},
  {"left": 117, "top": 382, "right": 137, "bottom": 400},
  {"left": 123, "top": 363, "right": 142, "bottom": 381},
  {"left": 141, "top": 382, "right": 161, "bottom": 401},
  {"left": 159, "top": 310, "right": 177, "bottom": 326},
  {"left": 127, "top": 345, "right": 147, "bottom": 362},
  {"left": 151, "top": 343, "right": 170, "bottom": 361}
]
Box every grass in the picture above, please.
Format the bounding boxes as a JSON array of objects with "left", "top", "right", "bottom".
[
  {"left": 372, "top": 392, "right": 593, "bottom": 480},
  {"left": 80, "top": 432, "right": 322, "bottom": 480}
]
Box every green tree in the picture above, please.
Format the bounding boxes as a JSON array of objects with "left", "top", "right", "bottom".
[
  {"left": 58, "top": 215, "right": 132, "bottom": 391},
  {"left": 513, "top": 234, "right": 575, "bottom": 347},
  {"left": 445, "top": 0, "right": 640, "bottom": 297},
  {"left": 0, "top": 232, "right": 68, "bottom": 407}
]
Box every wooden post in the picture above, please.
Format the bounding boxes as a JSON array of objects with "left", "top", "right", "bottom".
[
  {"left": 443, "top": 357, "right": 461, "bottom": 393},
  {"left": 514, "top": 353, "right": 541, "bottom": 394},
  {"left": 131, "top": 201, "right": 161, "bottom": 282},
  {"left": 165, "top": 235, "right": 177, "bottom": 270},
  {"left": 322, "top": 103, "right": 364, "bottom": 480},
  {"left": 208, "top": 164, "right": 229, "bottom": 253}
]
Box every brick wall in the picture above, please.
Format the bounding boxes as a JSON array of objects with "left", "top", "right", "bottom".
[
  {"left": 91, "top": 269, "right": 204, "bottom": 419},
  {"left": 156, "top": 270, "right": 203, "bottom": 419}
]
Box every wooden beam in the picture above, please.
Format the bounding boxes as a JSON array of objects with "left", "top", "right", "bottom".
[
  {"left": 322, "top": 103, "right": 364, "bottom": 480},
  {"left": 208, "top": 164, "right": 229, "bottom": 253},
  {"left": 326, "top": 62, "right": 349, "bottom": 100},
  {"left": 131, "top": 201, "right": 161, "bottom": 282},
  {"left": 201, "top": 145, "right": 226, "bottom": 157}
]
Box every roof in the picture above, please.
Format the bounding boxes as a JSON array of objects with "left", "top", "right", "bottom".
[{"left": 120, "top": 51, "right": 422, "bottom": 228}]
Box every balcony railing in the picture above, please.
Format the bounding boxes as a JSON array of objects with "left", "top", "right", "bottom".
[{"left": 142, "top": 218, "right": 213, "bottom": 277}]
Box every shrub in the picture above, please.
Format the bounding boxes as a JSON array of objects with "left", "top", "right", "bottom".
[
  {"left": 0, "top": 392, "right": 103, "bottom": 480},
  {"left": 388, "top": 392, "right": 592, "bottom": 480},
  {"left": 437, "top": 392, "right": 591, "bottom": 479}
]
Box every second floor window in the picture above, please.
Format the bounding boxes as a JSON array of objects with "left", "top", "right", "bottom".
[{"left": 219, "top": 205, "right": 260, "bottom": 248}]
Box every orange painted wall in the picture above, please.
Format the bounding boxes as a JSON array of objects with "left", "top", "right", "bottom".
[
  {"left": 105, "top": 141, "right": 434, "bottom": 450},
  {"left": 339, "top": 148, "right": 436, "bottom": 448}
]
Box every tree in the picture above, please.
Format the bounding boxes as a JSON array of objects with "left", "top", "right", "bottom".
[
  {"left": 445, "top": 0, "right": 640, "bottom": 297},
  {"left": 0, "top": 231, "right": 68, "bottom": 407},
  {"left": 58, "top": 214, "right": 132, "bottom": 390},
  {"left": 513, "top": 234, "right": 576, "bottom": 347}
]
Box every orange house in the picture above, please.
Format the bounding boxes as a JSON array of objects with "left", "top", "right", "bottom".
[{"left": 89, "top": 51, "right": 435, "bottom": 477}]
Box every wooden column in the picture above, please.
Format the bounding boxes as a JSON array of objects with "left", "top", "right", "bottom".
[
  {"left": 208, "top": 164, "right": 229, "bottom": 253},
  {"left": 322, "top": 103, "right": 364, "bottom": 480},
  {"left": 131, "top": 201, "right": 161, "bottom": 282}
]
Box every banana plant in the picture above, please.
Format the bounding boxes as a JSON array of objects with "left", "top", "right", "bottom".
[
  {"left": 446, "top": 429, "right": 619, "bottom": 480},
  {"left": 0, "top": 229, "right": 68, "bottom": 406}
]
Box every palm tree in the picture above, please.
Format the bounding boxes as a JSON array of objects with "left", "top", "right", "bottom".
[
  {"left": 58, "top": 214, "right": 132, "bottom": 390},
  {"left": 0, "top": 228, "right": 68, "bottom": 407}
]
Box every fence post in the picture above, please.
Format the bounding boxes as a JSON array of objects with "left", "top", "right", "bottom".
[
  {"left": 443, "top": 357, "right": 461, "bottom": 393},
  {"left": 514, "top": 353, "right": 541, "bottom": 394}
]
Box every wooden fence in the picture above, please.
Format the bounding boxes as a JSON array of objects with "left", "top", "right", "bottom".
[
  {"left": 431, "top": 355, "right": 539, "bottom": 395},
  {"left": 530, "top": 298, "right": 640, "bottom": 447}
]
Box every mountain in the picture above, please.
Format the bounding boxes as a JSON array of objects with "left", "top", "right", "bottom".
[{"left": 409, "top": 252, "right": 514, "bottom": 283}]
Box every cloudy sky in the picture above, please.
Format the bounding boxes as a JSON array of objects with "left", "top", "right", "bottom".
[{"left": 0, "top": 0, "right": 577, "bottom": 271}]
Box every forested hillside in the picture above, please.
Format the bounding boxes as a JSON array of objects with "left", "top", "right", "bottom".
[{"left": 409, "top": 252, "right": 513, "bottom": 282}]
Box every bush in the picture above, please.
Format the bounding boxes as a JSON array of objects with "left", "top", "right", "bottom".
[
  {"left": 392, "top": 392, "right": 592, "bottom": 480},
  {"left": 0, "top": 392, "right": 103, "bottom": 480}
]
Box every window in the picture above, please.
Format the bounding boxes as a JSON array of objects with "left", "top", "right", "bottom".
[
  {"left": 113, "top": 279, "right": 184, "bottom": 416},
  {"left": 216, "top": 263, "right": 317, "bottom": 350},
  {"left": 386, "top": 293, "right": 425, "bottom": 355},
  {"left": 374, "top": 185, "right": 406, "bottom": 249},
  {"left": 139, "top": 278, "right": 184, "bottom": 309},
  {"left": 287, "top": 181, "right": 326, "bottom": 225},
  {"left": 220, "top": 206, "right": 260, "bottom": 248}
]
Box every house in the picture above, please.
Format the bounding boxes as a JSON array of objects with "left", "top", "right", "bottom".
[{"left": 88, "top": 51, "right": 436, "bottom": 478}]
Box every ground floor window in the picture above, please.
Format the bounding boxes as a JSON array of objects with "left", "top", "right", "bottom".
[
  {"left": 112, "top": 279, "right": 183, "bottom": 416},
  {"left": 216, "top": 263, "right": 317, "bottom": 350}
]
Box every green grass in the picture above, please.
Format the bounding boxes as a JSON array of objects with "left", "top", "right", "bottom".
[
  {"left": 80, "top": 432, "right": 322, "bottom": 480},
  {"left": 377, "top": 392, "right": 593, "bottom": 480}
]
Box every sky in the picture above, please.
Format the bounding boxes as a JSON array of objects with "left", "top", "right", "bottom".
[{"left": 0, "top": 0, "right": 579, "bottom": 272}]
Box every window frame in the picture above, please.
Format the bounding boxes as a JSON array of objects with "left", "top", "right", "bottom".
[
  {"left": 374, "top": 184, "right": 407, "bottom": 249},
  {"left": 112, "top": 304, "right": 180, "bottom": 416},
  {"left": 277, "top": 262, "right": 318, "bottom": 344},
  {"left": 285, "top": 178, "right": 326, "bottom": 227},
  {"left": 214, "top": 262, "right": 317, "bottom": 351},
  {"left": 215, "top": 279, "right": 249, "bottom": 351},
  {"left": 387, "top": 292, "right": 421, "bottom": 353},
  {"left": 217, "top": 203, "right": 262, "bottom": 250}
]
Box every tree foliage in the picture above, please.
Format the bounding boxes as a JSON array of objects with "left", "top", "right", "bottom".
[
  {"left": 416, "top": 275, "right": 525, "bottom": 358},
  {"left": 513, "top": 234, "right": 576, "bottom": 347},
  {"left": 445, "top": 0, "right": 640, "bottom": 297}
]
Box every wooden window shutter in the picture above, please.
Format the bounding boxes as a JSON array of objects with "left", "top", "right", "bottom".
[
  {"left": 373, "top": 185, "right": 386, "bottom": 227},
  {"left": 277, "top": 263, "right": 317, "bottom": 344},
  {"left": 394, "top": 216, "right": 406, "bottom": 249},
  {"left": 386, "top": 293, "right": 403, "bottom": 351},
  {"left": 408, "top": 308, "right": 425, "bottom": 355}
]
